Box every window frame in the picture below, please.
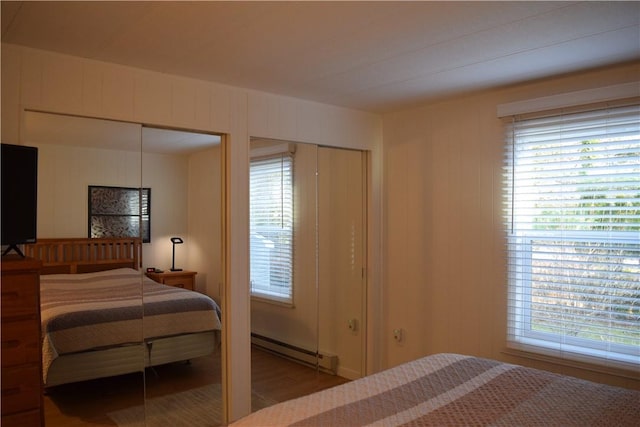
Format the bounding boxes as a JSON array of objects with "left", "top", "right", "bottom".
[
  {"left": 509, "top": 233, "right": 639, "bottom": 363},
  {"left": 504, "top": 100, "right": 640, "bottom": 370}
]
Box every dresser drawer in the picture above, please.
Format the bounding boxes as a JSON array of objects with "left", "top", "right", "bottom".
[
  {"left": 146, "top": 271, "right": 197, "bottom": 291},
  {"left": 1, "top": 408, "right": 42, "bottom": 427},
  {"left": 162, "top": 275, "right": 194, "bottom": 290},
  {"left": 1, "top": 276, "right": 39, "bottom": 319},
  {"left": 1, "top": 365, "right": 41, "bottom": 415},
  {"left": 1, "top": 318, "right": 40, "bottom": 367}
]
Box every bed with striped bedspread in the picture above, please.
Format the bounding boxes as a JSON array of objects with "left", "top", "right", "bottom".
[
  {"left": 230, "top": 353, "right": 639, "bottom": 426},
  {"left": 40, "top": 267, "right": 221, "bottom": 384}
]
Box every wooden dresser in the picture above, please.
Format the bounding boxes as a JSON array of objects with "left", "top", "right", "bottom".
[
  {"left": 146, "top": 270, "right": 197, "bottom": 291},
  {"left": 1, "top": 256, "right": 43, "bottom": 427}
]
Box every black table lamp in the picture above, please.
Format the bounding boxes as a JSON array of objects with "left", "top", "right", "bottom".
[{"left": 170, "top": 237, "right": 183, "bottom": 271}]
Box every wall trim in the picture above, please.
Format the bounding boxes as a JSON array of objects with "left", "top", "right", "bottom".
[{"left": 497, "top": 82, "right": 640, "bottom": 117}]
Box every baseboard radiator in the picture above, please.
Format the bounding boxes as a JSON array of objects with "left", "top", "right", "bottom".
[{"left": 251, "top": 333, "right": 338, "bottom": 375}]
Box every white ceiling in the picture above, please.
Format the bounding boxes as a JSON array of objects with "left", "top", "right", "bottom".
[{"left": 2, "top": 1, "right": 639, "bottom": 113}]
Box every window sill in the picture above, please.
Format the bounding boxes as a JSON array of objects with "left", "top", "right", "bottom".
[
  {"left": 251, "top": 294, "right": 294, "bottom": 308},
  {"left": 501, "top": 346, "right": 640, "bottom": 381}
]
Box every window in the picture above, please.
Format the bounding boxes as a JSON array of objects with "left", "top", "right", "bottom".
[
  {"left": 249, "top": 154, "right": 294, "bottom": 303},
  {"left": 504, "top": 102, "right": 639, "bottom": 369}
]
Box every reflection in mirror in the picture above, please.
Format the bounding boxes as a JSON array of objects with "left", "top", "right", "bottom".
[
  {"left": 22, "top": 112, "right": 225, "bottom": 426},
  {"left": 141, "top": 126, "right": 225, "bottom": 426},
  {"left": 26, "top": 112, "right": 143, "bottom": 239},
  {"left": 249, "top": 138, "right": 366, "bottom": 410},
  {"left": 317, "top": 146, "right": 367, "bottom": 380},
  {"left": 23, "top": 111, "right": 146, "bottom": 425}
]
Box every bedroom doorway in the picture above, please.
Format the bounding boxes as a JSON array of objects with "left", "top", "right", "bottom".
[{"left": 22, "top": 111, "right": 226, "bottom": 426}]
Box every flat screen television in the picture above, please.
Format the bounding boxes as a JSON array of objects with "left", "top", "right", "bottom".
[{"left": 1, "top": 143, "right": 38, "bottom": 257}]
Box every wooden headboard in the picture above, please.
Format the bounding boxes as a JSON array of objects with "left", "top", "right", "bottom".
[{"left": 24, "top": 238, "right": 142, "bottom": 275}]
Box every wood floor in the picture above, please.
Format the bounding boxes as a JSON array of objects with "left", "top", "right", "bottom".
[{"left": 43, "top": 346, "right": 350, "bottom": 426}]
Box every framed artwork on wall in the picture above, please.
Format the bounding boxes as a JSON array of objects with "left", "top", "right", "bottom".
[{"left": 88, "top": 185, "right": 151, "bottom": 243}]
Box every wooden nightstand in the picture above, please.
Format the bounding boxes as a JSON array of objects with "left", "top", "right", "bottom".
[{"left": 146, "top": 270, "right": 197, "bottom": 291}]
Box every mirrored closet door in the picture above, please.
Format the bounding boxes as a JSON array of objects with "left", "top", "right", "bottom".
[
  {"left": 23, "top": 111, "right": 147, "bottom": 425},
  {"left": 249, "top": 138, "right": 366, "bottom": 410},
  {"left": 249, "top": 139, "right": 321, "bottom": 407},
  {"left": 317, "top": 145, "right": 367, "bottom": 381},
  {"left": 23, "top": 112, "right": 225, "bottom": 426},
  {"left": 141, "top": 126, "right": 225, "bottom": 426}
]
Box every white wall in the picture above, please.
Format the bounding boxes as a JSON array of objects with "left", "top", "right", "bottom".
[
  {"left": 141, "top": 151, "right": 190, "bottom": 271},
  {"left": 34, "top": 143, "right": 142, "bottom": 238},
  {"left": 33, "top": 142, "right": 191, "bottom": 272},
  {"left": 188, "top": 145, "right": 223, "bottom": 300},
  {"left": 381, "top": 60, "right": 640, "bottom": 389},
  {"left": 1, "top": 42, "right": 382, "bottom": 421}
]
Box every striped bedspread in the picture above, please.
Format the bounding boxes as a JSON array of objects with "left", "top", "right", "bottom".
[
  {"left": 40, "top": 268, "right": 221, "bottom": 382},
  {"left": 231, "top": 353, "right": 640, "bottom": 426}
]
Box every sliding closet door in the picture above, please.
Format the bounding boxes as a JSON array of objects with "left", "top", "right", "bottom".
[
  {"left": 141, "top": 127, "right": 225, "bottom": 426},
  {"left": 23, "top": 111, "right": 146, "bottom": 426},
  {"left": 26, "top": 113, "right": 227, "bottom": 426},
  {"left": 249, "top": 139, "right": 320, "bottom": 406},
  {"left": 318, "top": 146, "right": 366, "bottom": 380},
  {"left": 249, "top": 140, "right": 367, "bottom": 410}
]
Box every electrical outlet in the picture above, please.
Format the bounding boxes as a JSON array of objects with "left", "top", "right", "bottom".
[{"left": 393, "top": 328, "right": 403, "bottom": 342}]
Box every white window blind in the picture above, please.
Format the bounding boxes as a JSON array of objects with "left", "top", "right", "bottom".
[
  {"left": 504, "top": 102, "right": 640, "bottom": 369},
  {"left": 250, "top": 154, "right": 294, "bottom": 303}
]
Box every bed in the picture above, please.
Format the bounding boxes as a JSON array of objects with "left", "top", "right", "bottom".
[
  {"left": 230, "top": 353, "right": 640, "bottom": 426},
  {"left": 24, "top": 238, "right": 222, "bottom": 387}
]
